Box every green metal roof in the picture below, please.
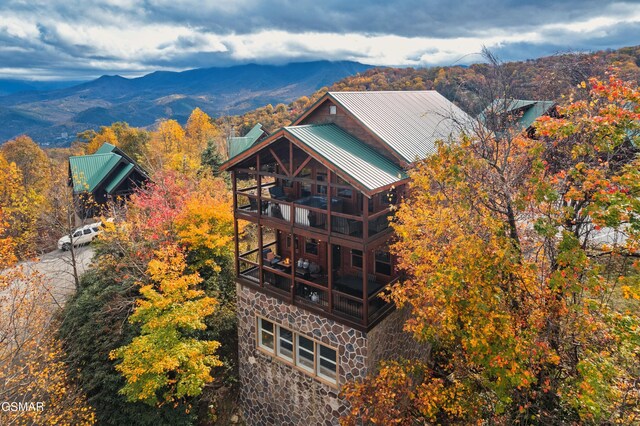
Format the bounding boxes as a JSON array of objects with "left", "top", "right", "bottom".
[
  {"left": 228, "top": 123, "right": 265, "bottom": 158},
  {"left": 69, "top": 153, "right": 122, "bottom": 192},
  {"left": 325, "top": 91, "right": 473, "bottom": 163},
  {"left": 518, "top": 100, "right": 555, "bottom": 130},
  {"left": 95, "top": 142, "right": 117, "bottom": 154},
  {"left": 480, "top": 99, "right": 555, "bottom": 131},
  {"left": 285, "top": 123, "right": 407, "bottom": 191},
  {"left": 105, "top": 163, "right": 134, "bottom": 194}
]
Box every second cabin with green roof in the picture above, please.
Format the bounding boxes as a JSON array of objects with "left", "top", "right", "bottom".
[{"left": 68, "top": 142, "right": 148, "bottom": 217}]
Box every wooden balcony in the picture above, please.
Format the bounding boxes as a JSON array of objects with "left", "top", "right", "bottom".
[
  {"left": 235, "top": 188, "right": 392, "bottom": 243},
  {"left": 237, "top": 245, "right": 396, "bottom": 330}
]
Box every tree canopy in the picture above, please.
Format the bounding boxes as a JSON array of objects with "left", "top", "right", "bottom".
[{"left": 342, "top": 74, "right": 640, "bottom": 424}]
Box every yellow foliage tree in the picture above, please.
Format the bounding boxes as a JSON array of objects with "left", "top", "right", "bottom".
[
  {"left": 110, "top": 244, "right": 222, "bottom": 406},
  {"left": 156, "top": 119, "right": 186, "bottom": 154},
  {"left": 0, "top": 215, "right": 95, "bottom": 425},
  {"left": 145, "top": 119, "right": 186, "bottom": 172},
  {"left": 85, "top": 127, "right": 118, "bottom": 154},
  {"left": 174, "top": 174, "right": 237, "bottom": 270},
  {"left": 185, "top": 107, "right": 220, "bottom": 158},
  {"left": 342, "top": 75, "right": 640, "bottom": 424},
  {"left": 0, "top": 154, "right": 43, "bottom": 258},
  {"left": 0, "top": 135, "right": 50, "bottom": 190}
]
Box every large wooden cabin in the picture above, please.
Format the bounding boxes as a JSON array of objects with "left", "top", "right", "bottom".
[{"left": 221, "top": 90, "right": 472, "bottom": 424}]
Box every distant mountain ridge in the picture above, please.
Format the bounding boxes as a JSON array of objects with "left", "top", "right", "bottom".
[
  {"left": 0, "top": 79, "right": 84, "bottom": 96},
  {"left": 0, "top": 60, "right": 372, "bottom": 145}
]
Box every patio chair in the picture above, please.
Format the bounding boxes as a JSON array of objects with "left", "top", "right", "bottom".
[
  {"left": 262, "top": 248, "right": 281, "bottom": 267},
  {"left": 269, "top": 186, "right": 287, "bottom": 200}
]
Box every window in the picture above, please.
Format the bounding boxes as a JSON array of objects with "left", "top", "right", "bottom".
[
  {"left": 301, "top": 182, "right": 312, "bottom": 197},
  {"left": 72, "top": 231, "right": 82, "bottom": 238},
  {"left": 258, "top": 318, "right": 275, "bottom": 352},
  {"left": 83, "top": 228, "right": 92, "bottom": 235},
  {"left": 336, "top": 177, "right": 352, "bottom": 199},
  {"left": 375, "top": 250, "right": 392, "bottom": 276},
  {"left": 286, "top": 235, "right": 298, "bottom": 250},
  {"left": 277, "top": 327, "right": 294, "bottom": 361},
  {"left": 256, "top": 316, "right": 338, "bottom": 385},
  {"left": 305, "top": 238, "right": 318, "bottom": 255},
  {"left": 337, "top": 188, "right": 352, "bottom": 199},
  {"left": 300, "top": 167, "right": 312, "bottom": 178},
  {"left": 359, "top": 193, "right": 373, "bottom": 212},
  {"left": 316, "top": 172, "right": 327, "bottom": 194},
  {"left": 351, "top": 249, "right": 363, "bottom": 269},
  {"left": 297, "top": 335, "right": 315, "bottom": 372},
  {"left": 317, "top": 344, "right": 337, "bottom": 382},
  {"left": 329, "top": 105, "right": 337, "bottom": 115},
  {"left": 381, "top": 189, "right": 397, "bottom": 206}
]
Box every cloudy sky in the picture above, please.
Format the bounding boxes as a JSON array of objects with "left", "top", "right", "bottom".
[{"left": 0, "top": 0, "right": 639, "bottom": 80}]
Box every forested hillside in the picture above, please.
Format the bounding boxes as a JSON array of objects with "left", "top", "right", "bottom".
[{"left": 222, "top": 46, "right": 640, "bottom": 137}]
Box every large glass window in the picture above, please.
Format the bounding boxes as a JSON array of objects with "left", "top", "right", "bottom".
[
  {"left": 317, "top": 344, "right": 337, "bottom": 383},
  {"left": 258, "top": 318, "right": 274, "bottom": 352},
  {"left": 375, "top": 250, "right": 392, "bottom": 276},
  {"left": 316, "top": 172, "right": 327, "bottom": 194},
  {"left": 256, "top": 316, "right": 338, "bottom": 385},
  {"left": 336, "top": 176, "right": 352, "bottom": 199},
  {"left": 301, "top": 182, "right": 312, "bottom": 197},
  {"left": 277, "top": 327, "right": 294, "bottom": 361},
  {"left": 351, "top": 249, "right": 363, "bottom": 269},
  {"left": 305, "top": 238, "right": 318, "bottom": 255},
  {"left": 300, "top": 167, "right": 312, "bottom": 178},
  {"left": 297, "top": 335, "right": 315, "bottom": 372}
]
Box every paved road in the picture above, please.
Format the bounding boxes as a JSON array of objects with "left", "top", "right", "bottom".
[{"left": 21, "top": 246, "right": 95, "bottom": 309}]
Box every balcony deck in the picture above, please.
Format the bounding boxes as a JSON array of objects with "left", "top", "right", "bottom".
[
  {"left": 236, "top": 190, "right": 392, "bottom": 242},
  {"left": 238, "top": 264, "right": 394, "bottom": 330}
]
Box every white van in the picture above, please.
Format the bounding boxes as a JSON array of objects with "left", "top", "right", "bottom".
[{"left": 57, "top": 222, "right": 102, "bottom": 251}]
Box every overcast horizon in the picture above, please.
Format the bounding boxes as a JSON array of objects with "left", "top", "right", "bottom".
[{"left": 0, "top": 0, "right": 639, "bottom": 81}]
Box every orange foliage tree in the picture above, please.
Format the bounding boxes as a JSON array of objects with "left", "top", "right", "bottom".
[
  {"left": 342, "top": 74, "right": 640, "bottom": 424},
  {"left": 0, "top": 215, "right": 95, "bottom": 425}
]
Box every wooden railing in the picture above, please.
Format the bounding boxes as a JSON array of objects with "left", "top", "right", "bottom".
[
  {"left": 237, "top": 261, "right": 396, "bottom": 327},
  {"left": 235, "top": 190, "right": 392, "bottom": 240}
]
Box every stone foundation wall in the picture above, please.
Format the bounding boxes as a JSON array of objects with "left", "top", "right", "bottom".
[
  {"left": 237, "top": 284, "right": 430, "bottom": 425},
  {"left": 238, "top": 284, "right": 367, "bottom": 425},
  {"left": 366, "top": 307, "right": 431, "bottom": 372}
]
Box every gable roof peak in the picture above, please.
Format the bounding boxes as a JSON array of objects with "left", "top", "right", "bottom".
[{"left": 320, "top": 90, "right": 474, "bottom": 163}]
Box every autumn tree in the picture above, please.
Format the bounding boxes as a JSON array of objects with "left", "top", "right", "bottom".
[
  {"left": 146, "top": 112, "right": 221, "bottom": 175},
  {"left": 85, "top": 122, "right": 149, "bottom": 161},
  {"left": 186, "top": 107, "right": 221, "bottom": 158},
  {"left": 155, "top": 119, "right": 186, "bottom": 153},
  {"left": 61, "top": 170, "right": 238, "bottom": 423},
  {"left": 343, "top": 74, "right": 640, "bottom": 424},
  {"left": 0, "top": 214, "right": 95, "bottom": 426},
  {"left": 0, "top": 135, "right": 50, "bottom": 189},
  {"left": 0, "top": 153, "right": 43, "bottom": 258},
  {"left": 85, "top": 126, "right": 118, "bottom": 154},
  {"left": 110, "top": 244, "right": 222, "bottom": 405}
]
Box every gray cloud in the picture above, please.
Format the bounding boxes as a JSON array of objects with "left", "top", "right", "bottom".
[
  {"left": 0, "top": 0, "right": 637, "bottom": 79},
  {"left": 135, "top": 0, "right": 633, "bottom": 38}
]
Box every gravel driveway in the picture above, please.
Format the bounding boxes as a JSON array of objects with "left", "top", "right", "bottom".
[{"left": 20, "top": 246, "right": 95, "bottom": 309}]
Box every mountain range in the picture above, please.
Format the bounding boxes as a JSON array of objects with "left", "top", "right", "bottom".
[{"left": 0, "top": 60, "right": 372, "bottom": 146}]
